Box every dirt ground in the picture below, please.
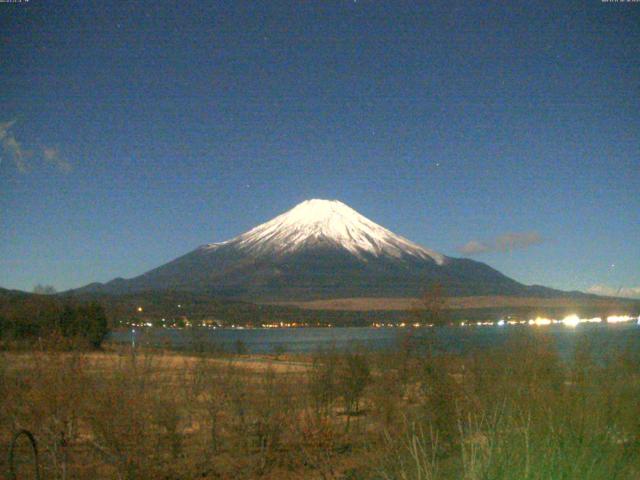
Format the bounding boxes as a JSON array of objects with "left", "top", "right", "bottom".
[{"left": 270, "top": 295, "right": 636, "bottom": 311}]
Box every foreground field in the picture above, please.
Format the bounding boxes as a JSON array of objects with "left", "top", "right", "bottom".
[{"left": 1, "top": 331, "right": 639, "bottom": 479}]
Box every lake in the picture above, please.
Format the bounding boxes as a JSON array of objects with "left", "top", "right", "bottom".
[{"left": 109, "top": 321, "right": 640, "bottom": 359}]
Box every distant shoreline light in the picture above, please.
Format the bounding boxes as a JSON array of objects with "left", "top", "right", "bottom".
[
  {"left": 122, "top": 314, "right": 639, "bottom": 330},
  {"left": 372, "top": 314, "right": 639, "bottom": 329},
  {"left": 517, "top": 314, "right": 636, "bottom": 328}
]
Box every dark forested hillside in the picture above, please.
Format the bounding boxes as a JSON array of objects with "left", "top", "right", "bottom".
[{"left": 0, "top": 289, "right": 109, "bottom": 347}]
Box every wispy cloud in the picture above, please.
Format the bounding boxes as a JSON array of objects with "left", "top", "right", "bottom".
[
  {"left": 459, "top": 240, "right": 491, "bottom": 255},
  {"left": 0, "top": 120, "right": 29, "bottom": 172},
  {"left": 586, "top": 284, "right": 640, "bottom": 299},
  {"left": 458, "top": 231, "right": 544, "bottom": 255},
  {"left": 0, "top": 119, "right": 72, "bottom": 173},
  {"left": 494, "top": 232, "right": 544, "bottom": 251},
  {"left": 43, "top": 146, "right": 72, "bottom": 173}
]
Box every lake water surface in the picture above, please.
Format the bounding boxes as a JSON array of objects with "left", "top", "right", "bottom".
[{"left": 109, "top": 322, "right": 640, "bottom": 359}]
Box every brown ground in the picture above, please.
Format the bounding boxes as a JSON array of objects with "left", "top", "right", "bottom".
[
  {"left": 4, "top": 349, "right": 311, "bottom": 374},
  {"left": 270, "top": 295, "right": 637, "bottom": 311}
]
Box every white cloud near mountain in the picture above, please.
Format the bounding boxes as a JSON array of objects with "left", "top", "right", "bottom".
[
  {"left": 0, "top": 119, "right": 71, "bottom": 173},
  {"left": 586, "top": 284, "right": 640, "bottom": 299},
  {"left": 43, "top": 146, "right": 72, "bottom": 173},
  {"left": 458, "top": 240, "right": 492, "bottom": 255},
  {"left": 0, "top": 120, "right": 28, "bottom": 172},
  {"left": 459, "top": 232, "right": 543, "bottom": 255}
]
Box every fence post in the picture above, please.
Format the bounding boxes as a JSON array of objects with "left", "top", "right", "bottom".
[{"left": 8, "top": 429, "right": 40, "bottom": 480}]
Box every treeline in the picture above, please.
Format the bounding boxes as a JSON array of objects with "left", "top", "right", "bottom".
[
  {"left": 0, "top": 291, "right": 109, "bottom": 348},
  {"left": 79, "top": 289, "right": 637, "bottom": 329},
  {"left": 75, "top": 290, "right": 395, "bottom": 327}
]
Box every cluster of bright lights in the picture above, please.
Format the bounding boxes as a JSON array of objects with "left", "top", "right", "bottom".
[
  {"left": 382, "top": 313, "right": 640, "bottom": 328},
  {"left": 262, "top": 321, "right": 308, "bottom": 328},
  {"left": 606, "top": 315, "right": 635, "bottom": 324},
  {"left": 507, "top": 320, "right": 527, "bottom": 325},
  {"left": 562, "top": 314, "right": 581, "bottom": 327},
  {"left": 129, "top": 321, "right": 153, "bottom": 328},
  {"left": 529, "top": 317, "right": 552, "bottom": 326},
  {"left": 473, "top": 314, "right": 638, "bottom": 328},
  {"left": 371, "top": 322, "right": 434, "bottom": 328}
]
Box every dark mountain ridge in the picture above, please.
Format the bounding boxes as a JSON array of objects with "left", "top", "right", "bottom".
[{"left": 72, "top": 199, "right": 588, "bottom": 301}]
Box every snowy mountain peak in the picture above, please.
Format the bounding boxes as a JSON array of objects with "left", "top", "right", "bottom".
[{"left": 204, "top": 199, "right": 446, "bottom": 264}]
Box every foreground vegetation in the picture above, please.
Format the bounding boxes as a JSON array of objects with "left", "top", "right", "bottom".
[{"left": 1, "top": 329, "right": 639, "bottom": 479}]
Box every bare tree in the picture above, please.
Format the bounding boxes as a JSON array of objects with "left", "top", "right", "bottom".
[{"left": 411, "top": 282, "right": 448, "bottom": 327}]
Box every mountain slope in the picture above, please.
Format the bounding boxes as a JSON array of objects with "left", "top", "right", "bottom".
[{"left": 75, "top": 199, "right": 570, "bottom": 300}]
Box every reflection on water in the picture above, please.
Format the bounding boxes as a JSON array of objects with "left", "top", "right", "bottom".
[{"left": 109, "top": 322, "right": 640, "bottom": 358}]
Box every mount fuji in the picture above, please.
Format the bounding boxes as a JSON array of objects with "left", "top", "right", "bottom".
[{"left": 76, "top": 199, "right": 564, "bottom": 300}]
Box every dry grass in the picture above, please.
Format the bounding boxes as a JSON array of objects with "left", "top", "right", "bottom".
[
  {"left": 1, "top": 331, "right": 639, "bottom": 479},
  {"left": 3, "top": 350, "right": 310, "bottom": 375},
  {"left": 270, "top": 295, "right": 636, "bottom": 311}
]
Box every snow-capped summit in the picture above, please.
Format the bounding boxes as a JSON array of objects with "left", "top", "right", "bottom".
[{"left": 204, "top": 199, "right": 446, "bottom": 264}]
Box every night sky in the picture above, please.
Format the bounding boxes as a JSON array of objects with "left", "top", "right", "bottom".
[{"left": 1, "top": 1, "right": 638, "bottom": 296}]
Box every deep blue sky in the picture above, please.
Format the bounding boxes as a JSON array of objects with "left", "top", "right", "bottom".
[{"left": 1, "top": 1, "right": 638, "bottom": 296}]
